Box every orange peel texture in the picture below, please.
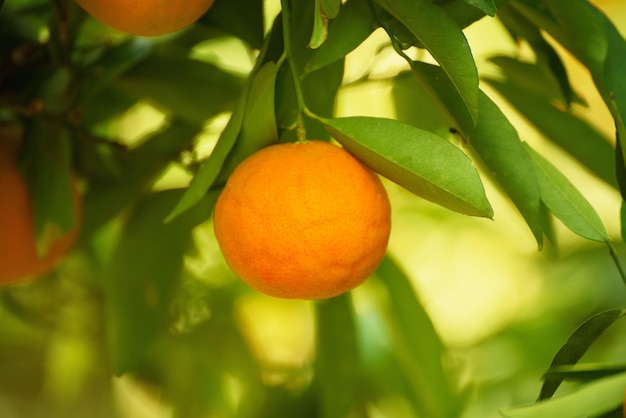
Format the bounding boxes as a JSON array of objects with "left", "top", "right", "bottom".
[{"left": 213, "top": 140, "right": 391, "bottom": 299}]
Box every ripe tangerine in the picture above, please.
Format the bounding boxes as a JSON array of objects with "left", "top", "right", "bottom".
[
  {"left": 0, "top": 133, "right": 81, "bottom": 286},
  {"left": 75, "top": 0, "right": 216, "bottom": 37},
  {"left": 213, "top": 140, "right": 391, "bottom": 300}
]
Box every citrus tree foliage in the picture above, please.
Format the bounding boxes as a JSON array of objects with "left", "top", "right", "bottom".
[{"left": 1, "top": 0, "right": 626, "bottom": 417}]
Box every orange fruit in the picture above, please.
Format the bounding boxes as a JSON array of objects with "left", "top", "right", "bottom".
[
  {"left": 213, "top": 140, "right": 391, "bottom": 299},
  {"left": 75, "top": 0, "right": 216, "bottom": 37},
  {"left": 0, "top": 132, "right": 81, "bottom": 286}
]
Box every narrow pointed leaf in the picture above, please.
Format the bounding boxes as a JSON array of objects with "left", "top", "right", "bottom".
[
  {"left": 375, "top": 0, "right": 479, "bottom": 124},
  {"left": 501, "top": 372, "right": 626, "bottom": 418},
  {"left": 306, "top": 0, "right": 375, "bottom": 73},
  {"left": 166, "top": 61, "right": 278, "bottom": 222},
  {"left": 321, "top": 116, "right": 493, "bottom": 218},
  {"left": 469, "top": 92, "right": 543, "bottom": 247},
  {"left": 485, "top": 76, "right": 616, "bottom": 188},
  {"left": 538, "top": 309, "right": 625, "bottom": 400},
  {"left": 461, "top": 0, "right": 497, "bottom": 16},
  {"left": 526, "top": 144, "right": 609, "bottom": 242}
]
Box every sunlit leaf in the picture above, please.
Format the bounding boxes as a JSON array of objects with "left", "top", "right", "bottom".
[
  {"left": 526, "top": 144, "right": 609, "bottom": 243},
  {"left": 375, "top": 0, "right": 479, "bottom": 124},
  {"left": 538, "top": 309, "right": 625, "bottom": 400},
  {"left": 469, "top": 92, "right": 543, "bottom": 247},
  {"left": 502, "top": 372, "right": 626, "bottom": 418},
  {"left": 310, "top": 0, "right": 329, "bottom": 49},
  {"left": 485, "top": 76, "right": 616, "bottom": 188},
  {"left": 315, "top": 294, "right": 361, "bottom": 418},
  {"left": 305, "top": 0, "right": 375, "bottom": 73},
  {"left": 321, "top": 116, "right": 493, "bottom": 218}
]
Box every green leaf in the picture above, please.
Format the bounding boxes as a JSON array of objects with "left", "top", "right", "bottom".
[
  {"left": 468, "top": 92, "right": 544, "bottom": 247},
  {"left": 20, "top": 118, "right": 77, "bottom": 257},
  {"left": 165, "top": 61, "right": 278, "bottom": 222},
  {"left": 409, "top": 61, "right": 475, "bottom": 133},
  {"left": 315, "top": 294, "right": 361, "bottom": 418},
  {"left": 306, "top": 0, "right": 374, "bottom": 72},
  {"left": 376, "top": 256, "right": 460, "bottom": 418},
  {"left": 392, "top": 71, "right": 452, "bottom": 138},
  {"left": 321, "top": 0, "right": 341, "bottom": 18},
  {"left": 321, "top": 116, "right": 493, "bottom": 218},
  {"left": 114, "top": 50, "right": 244, "bottom": 125},
  {"left": 441, "top": 0, "right": 509, "bottom": 29},
  {"left": 511, "top": 0, "right": 626, "bottom": 193},
  {"left": 461, "top": 0, "right": 497, "bottom": 16},
  {"left": 105, "top": 189, "right": 218, "bottom": 374},
  {"left": 544, "top": 363, "right": 626, "bottom": 383},
  {"left": 538, "top": 309, "right": 625, "bottom": 401},
  {"left": 501, "top": 372, "right": 626, "bottom": 418},
  {"left": 77, "top": 38, "right": 152, "bottom": 104},
  {"left": 83, "top": 119, "right": 201, "bottom": 236},
  {"left": 526, "top": 144, "right": 609, "bottom": 242},
  {"left": 310, "top": 0, "right": 329, "bottom": 49},
  {"left": 375, "top": 0, "right": 479, "bottom": 124},
  {"left": 496, "top": 5, "right": 575, "bottom": 106},
  {"left": 200, "top": 0, "right": 265, "bottom": 49},
  {"left": 485, "top": 75, "right": 616, "bottom": 188}
]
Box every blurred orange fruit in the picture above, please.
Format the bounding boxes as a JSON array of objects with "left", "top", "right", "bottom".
[
  {"left": 213, "top": 140, "right": 391, "bottom": 299},
  {"left": 75, "top": 0, "right": 215, "bottom": 37},
  {"left": 0, "top": 131, "right": 81, "bottom": 286}
]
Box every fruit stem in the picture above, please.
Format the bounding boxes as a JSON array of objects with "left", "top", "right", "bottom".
[
  {"left": 608, "top": 240, "right": 626, "bottom": 289},
  {"left": 280, "top": 0, "right": 308, "bottom": 142}
]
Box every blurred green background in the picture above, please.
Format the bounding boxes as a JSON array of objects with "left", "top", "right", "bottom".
[{"left": 1, "top": 0, "right": 626, "bottom": 417}]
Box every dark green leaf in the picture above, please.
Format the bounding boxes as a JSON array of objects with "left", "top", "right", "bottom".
[
  {"left": 496, "top": 5, "right": 575, "bottom": 106},
  {"left": 321, "top": 116, "right": 493, "bottom": 218},
  {"left": 468, "top": 92, "right": 543, "bottom": 247},
  {"left": 511, "top": 0, "right": 626, "bottom": 191},
  {"left": 20, "top": 118, "right": 76, "bottom": 256},
  {"left": 315, "top": 294, "right": 361, "bottom": 418},
  {"left": 114, "top": 51, "right": 244, "bottom": 125},
  {"left": 502, "top": 372, "right": 626, "bottom": 418},
  {"left": 409, "top": 60, "right": 475, "bottom": 133},
  {"left": 200, "top": 0, "right": 265, "bottom": 49},
  {"left": 321, "top": 0, "right": 341, "bottom": 18},
  {"left": 376, "top": 256, "right": 460, "bottom": 418},
  {"left": 77, "top": 38, "right": 152, "bottom": 104},
  {"left": 526, "top": 144, "right": 609, "bottom": 243},
  {"left": 441, "top": 0, "right": 509, "bottom": 29},
  {"left": 376, "top": 0, "right": 479, "bottom": 124},
  {"left": 461, "top": 0, "right": 496, "bottom": 16},
  {"left": 538, "top": 309, "right": 625, "bottom": 400},
  {"left": 544, "top": 363, "right": 626, "bottom": 383},
  {"left": 485, "top": 75, "right": 616, "bottom": 188},
  {"left": 105, "top": 189, "right": 217, "bottom": 374},
  {"left": 83, "top": 119, "right": 201, "bottom": 236}
]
